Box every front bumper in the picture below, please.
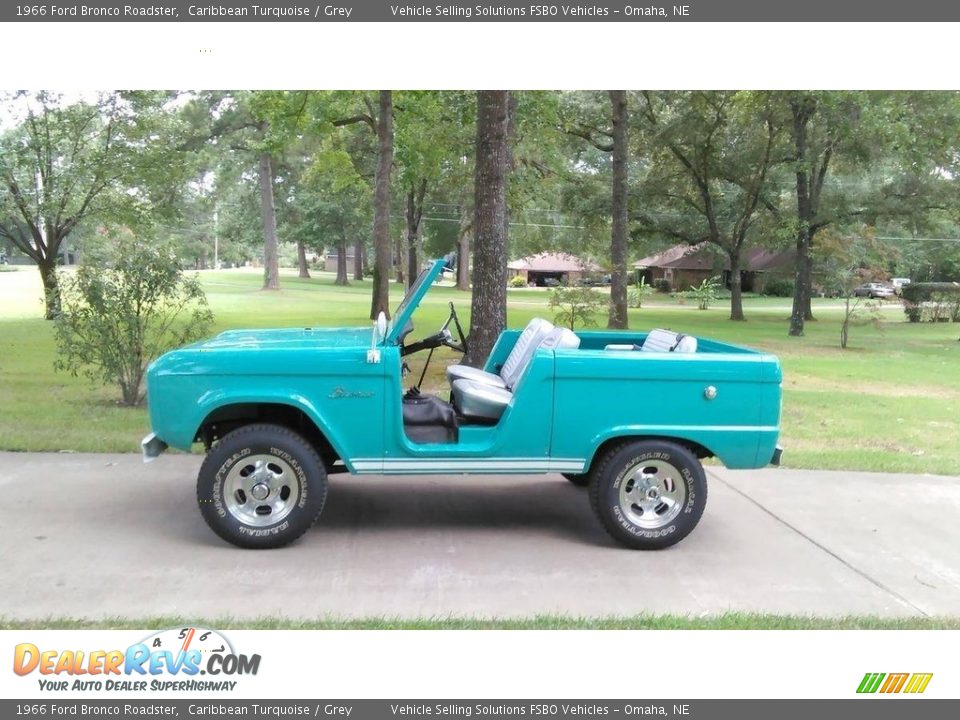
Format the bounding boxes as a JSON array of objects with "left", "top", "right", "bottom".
[{"left": 141, "top": 433, "right": 168, "bottom": 463}]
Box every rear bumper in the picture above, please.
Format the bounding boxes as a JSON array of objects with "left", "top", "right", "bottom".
[
  {"left": 141, "top": 433, "right": 168, "bottom": 463},
  {"left": 770, "top": 445, "right": 784, "bottom": 466}
]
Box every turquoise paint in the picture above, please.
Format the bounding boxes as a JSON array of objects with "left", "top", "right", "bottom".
[{"left": 145, "top": 259, "right": 781, "bottom": 473}]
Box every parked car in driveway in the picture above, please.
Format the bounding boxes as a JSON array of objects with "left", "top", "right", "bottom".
[
  {"left": 891, "top": 278, "right": 912, "bottom": 295},
  {"left": 853, "top": 282, "right": 895, "bottom": 299}
]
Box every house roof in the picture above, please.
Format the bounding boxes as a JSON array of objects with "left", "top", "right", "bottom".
[
  {"left": 634, "top": 243, "right": 794, "bottom": 273},
  {"left": 508, "top": 252, "right": 601, "bottom": 273}
]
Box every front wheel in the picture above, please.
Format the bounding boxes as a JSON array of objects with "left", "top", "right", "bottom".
[
  {"left": 589, "top": 440, "right": 707, "bottom": 550},
  {"left": 197, "top": 423, "right": 328, "bottom": 549}
]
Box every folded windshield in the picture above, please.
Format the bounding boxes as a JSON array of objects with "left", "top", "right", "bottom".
[{"left": 388, "top": 265, "right": 433, "bottom": 336}]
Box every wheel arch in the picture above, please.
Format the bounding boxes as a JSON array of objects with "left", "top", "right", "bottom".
[
  {"left": 583, "top": 433, "right": 714, "bottom": 476},
  {"left": 195, "top": 399, "right": 343, "bottom": 468}
]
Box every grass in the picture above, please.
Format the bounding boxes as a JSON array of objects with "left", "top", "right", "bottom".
[
  {"left": 1, "top": 266, "right": 958, "bottom": 474},
  {"left": 2, "top": 614, "right": 959, "bottom": 630}
]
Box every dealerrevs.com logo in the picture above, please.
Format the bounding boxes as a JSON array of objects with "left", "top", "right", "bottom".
[
  {"left": 13, "top": 627, "right": 260, "bottom": 692},
  {"left": 857, "top": 672, "right": 933, "bottom": 694}
]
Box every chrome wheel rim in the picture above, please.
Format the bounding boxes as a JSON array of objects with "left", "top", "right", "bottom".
[
  {"left": 618, "top": 459, "right": 686, "bottom": 529},
  {"left": 224, "top": 454, "right": 300, "bottom": 527}
]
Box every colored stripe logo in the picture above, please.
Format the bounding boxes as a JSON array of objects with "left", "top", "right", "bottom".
[{"left": 857, "top": 672, "right": 933, "bottom": 694}]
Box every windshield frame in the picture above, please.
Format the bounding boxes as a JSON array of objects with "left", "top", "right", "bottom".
[{"left": 385, "top": 258, "right": 447, "bottom": 344}]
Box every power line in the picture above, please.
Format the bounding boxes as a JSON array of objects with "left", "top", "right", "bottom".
[
  {"left": 877, "top": 236, "right": 960, "bottom": 243},
  {"left": 421, "top": 216, "right": 585, "bottom": 230}
]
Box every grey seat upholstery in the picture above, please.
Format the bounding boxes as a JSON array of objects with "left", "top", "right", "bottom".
[
  {"left": 445, "top": 317, "right": 554, "bottom": 389},
  {"left": 642, "top": 328, "right": 696, "bottom": 353},
  {"left": 453, "top": 327, "right": 580, "bottom": 421},
  {"left": 603, "top": 329, "right": 697, "bottom": 353}
]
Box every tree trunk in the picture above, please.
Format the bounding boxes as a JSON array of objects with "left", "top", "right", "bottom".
[
  {"left": 465, "top": 91, "right": 510, "bottom": 368},
  {"left": 354, "top": 238, "right": 364, "bottom": 281},
  {"left": 394, "top": 231, "right": 404, "bottom": 284},
  {"left": 789, "top": 227, "right": 813, "bottom": 335},
  {"left": 258, "top": 152, "right": 281, "bottom": 291},
  {"left": 296, "top": 239, "right": 311, "bottom": 278},
  {"left": 456, "top": 205, "right": 471, "bottom": 291},
  {"left": 336, "top": 235, "right": 349, "bottom": 286},
  {"left": 788, "top": 95, "right": 821, "bottom": 334},
  {"left": 38, "top": 257, "right": 61, "bottom": 320},
  {"left": 406, "top": 180, "right": 427, "bottom": 284},
  {"left": 607, "top": 90, "right": 629, "bottom": 329},
  {"left": 370, "top": 90, "right": 393, "bottom": 320},
  {"left": 729, "top": 248, "right": 745, "bottom": 321}
]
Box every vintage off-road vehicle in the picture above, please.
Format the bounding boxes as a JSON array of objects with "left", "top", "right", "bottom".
[{"left": 142, "top": 259, "right": 782, "bottom": 550}]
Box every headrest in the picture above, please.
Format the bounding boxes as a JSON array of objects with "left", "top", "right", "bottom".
[{"left": 541, "top": 327, "right": 581, "bottom": 350}]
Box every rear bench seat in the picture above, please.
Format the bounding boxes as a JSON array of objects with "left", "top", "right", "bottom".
[{"left": 605, "top": 328, "right": 697, "bottom": 353}]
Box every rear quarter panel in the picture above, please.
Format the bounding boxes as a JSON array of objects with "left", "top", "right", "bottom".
[{"left": 551, "top": 348, "right": 781, "bottom": 470}]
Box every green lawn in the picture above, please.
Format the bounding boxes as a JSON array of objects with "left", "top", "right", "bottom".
[
  {"left": 2, "top": 613, "right": 959, "bottom": 630},
  {"left": 1, "top": 266, "right": 958, "bottom": 475}
]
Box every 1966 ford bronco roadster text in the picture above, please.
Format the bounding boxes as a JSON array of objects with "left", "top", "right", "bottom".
[{"left": 142, "top": 259, "right": 782, "bottom": 550}]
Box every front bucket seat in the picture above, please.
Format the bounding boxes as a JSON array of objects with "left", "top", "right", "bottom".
[
  {"left": 452, "top": 327, "right": 580, "bottom": 422},
  {"left": 445, "top": 317, "right": 554, "bottom": 389}
]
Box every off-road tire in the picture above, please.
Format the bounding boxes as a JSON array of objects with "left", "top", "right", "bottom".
[
  {"left": 588, "top": 439, "right": 707, "bottom": 550},
  {"left": 197, "top": 423, "right": 327, "bottom": 549},
  {"left": 562, "top": 472, "right": 590, "bottom": 487}
]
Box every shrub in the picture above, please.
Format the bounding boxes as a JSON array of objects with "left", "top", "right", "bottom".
[
  {"left": 627, "top": 277, "right": 654, "bottom": 308},
  {"left": 680, "top": 276, "right": 721, "bottom": 310},
  {"left": 54, "top": 233, "right": 214, "bottom": 406},
  {"left": 508, "top": 274, "right": 528, "bottom": 288},
  {"left": 901, "top": 282, "right": 960, "bottom": 323},
  {"left": 652, "top": 278, "right": 672, "bottom": 293},
  {"left": 548, "top": 286, "right": 605, "bottom": 330},
  {"left": 760, "top": 277, "right": 794, "bottom": 297}
]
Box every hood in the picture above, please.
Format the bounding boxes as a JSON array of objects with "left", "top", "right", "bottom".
[{"left": 193, "top": 326, "right": 373, "bottom": 351}]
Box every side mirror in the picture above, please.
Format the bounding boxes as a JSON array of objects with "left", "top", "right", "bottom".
[{"left": 376, "top": 311, "right": 388, "bottom": 340}]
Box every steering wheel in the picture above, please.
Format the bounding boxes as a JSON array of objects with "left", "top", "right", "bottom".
[{"left": 440, "top": 302, "right": 468, "bottom": 354}]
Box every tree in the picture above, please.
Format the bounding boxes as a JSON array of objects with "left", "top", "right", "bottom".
[
  {"left": 53, "top": 231, "right": 214, "bottom": 405},
  {"left": 0, "top": 92, "right": 171, "bottom": 318},
  {"left": 772, "top": 91, "right": 960, "bottom": 335},
  {"left": 257, "top": 150, "right": 281, "bottom": 289},
  {"left": 549, "top": 286, "right": 605, "bottom": 329},
  {"left": 299, "top": 147, "right": 372, "bottom": 287},
  {"left": 370, "top": 90, "right": 394, "bottom": 319},
  {"left": 608, "top": 90, "right": 629, "bottom": 328},
  {"left": 636, "top": 91, "right": 781, "bottom": 321},
  {"left": 564, "top": 90, "right": 629, "bottom": 326},
  {"left": 465, "top": 91, "right": 510, "bottom": 367}
]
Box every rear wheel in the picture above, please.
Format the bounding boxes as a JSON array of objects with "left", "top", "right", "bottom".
[
  {"left": 589, "top": 440, "right": 707, "bottom": 550},
  {"left": 197, "top": 423, "right": 327, "bottom": 549}
]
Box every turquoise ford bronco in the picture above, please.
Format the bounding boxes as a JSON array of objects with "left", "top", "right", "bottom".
[{"left": 143, "top": 259, "right": 782, "bottom": 550}]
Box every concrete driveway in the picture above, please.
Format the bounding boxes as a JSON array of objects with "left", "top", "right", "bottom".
[{"left": 1, "top": 452, "right": 958, "bottom": 619}]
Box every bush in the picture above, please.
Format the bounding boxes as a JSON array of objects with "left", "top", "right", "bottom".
[
  {"left": 54, "top": 233, "right": 214, "bottom": 406},
  {"left": 548, "top": 286, "right": 605, "bottom": 330},
  {"left": 508, "top": 274, "right": 528, "bottom": 288},
  {"left": 652, "top": 278, "right": 672, "bottom": 293},
  {"left": 760, "top": 277, "right": 794, "bottom": 297},
  {"left": 627, "top": 277, "right": 654, "bottom": 309},
  {"left": 901, "top": 282, "right": 960, "bottom": 323},
  {"left": 680, "top": 276, "right": 722, "bottom": 310}
]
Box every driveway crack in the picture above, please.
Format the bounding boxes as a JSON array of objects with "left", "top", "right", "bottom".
[{"left": 707, "top": 469, "right": 930, "bottom": 617}]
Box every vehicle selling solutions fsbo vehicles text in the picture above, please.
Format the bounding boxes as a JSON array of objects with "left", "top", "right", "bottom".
[{"left": 389, "top": 5, "right": 689, "bottom": 18}]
